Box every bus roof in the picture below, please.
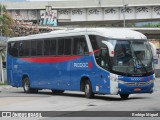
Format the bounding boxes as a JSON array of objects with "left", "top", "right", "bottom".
[{"left": 8, "top": 28, "right": 147, "bottom": 42}]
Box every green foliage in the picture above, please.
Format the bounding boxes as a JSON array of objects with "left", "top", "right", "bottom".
[
  {"left": 142, "top": 23, "right": 160, "bottom": 27},
  {"left": 0, "top": 4, "right": 14, "bottom": 37},
  {"left": 0, "top": 81, "right": 8, "bottom": 85}
]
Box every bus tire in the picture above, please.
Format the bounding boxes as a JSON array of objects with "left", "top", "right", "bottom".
[
  {"left": 120, "top": 94, "right": 129, "bottom": 99},
  {"left": 85, "top": 80, "right": 94, "bottom": 99},
  {"left": 52, "top": 90, "right": 64, "bottom": 94},
  {"left": 23, "top": 77, "right": 38, "bottom": 93}
]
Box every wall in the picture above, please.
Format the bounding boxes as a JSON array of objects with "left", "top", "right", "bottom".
[{"left": 57, "top": 6, "right": 160, "bottom": 21}]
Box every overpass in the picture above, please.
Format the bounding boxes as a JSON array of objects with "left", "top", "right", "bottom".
[{"left": 2, "top": 0, "right": 160, "bottom": 26}]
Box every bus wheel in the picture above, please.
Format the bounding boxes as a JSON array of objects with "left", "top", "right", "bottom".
[
  {"left": 120, "top": 94, "right": 129, "bottom": 99},
  {"left": 52, "top": 90, "right": 64, "bottom": 94},
  {"left": 23, "top": 77, "right": 38, "bottom": 93},
  {"left": 85, "top": 80, "right": 94, "bottom": 99}
]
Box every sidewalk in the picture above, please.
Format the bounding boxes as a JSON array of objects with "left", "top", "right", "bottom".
[{"left": 0, "top": 85, "right": 12, "bottom": 92}]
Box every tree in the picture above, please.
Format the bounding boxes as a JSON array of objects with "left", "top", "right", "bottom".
[
  {"left": 142, "top": 22, "right": 160, "bottom": 27},
  {"left": 0, "top": 4, "right": 14, "bottom": 37}
]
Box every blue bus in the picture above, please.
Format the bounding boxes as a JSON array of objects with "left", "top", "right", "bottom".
[{"left": 7, "top": 28, "right": 155, "bottom": 99}]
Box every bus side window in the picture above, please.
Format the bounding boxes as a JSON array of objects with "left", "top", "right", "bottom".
[
  {"left": 44, "top": 39, "right": 50, "bottom": 56},
  {"left": 8, "top": 42, "right": 19, "bottom": 57},
  {"left": 19, "top": 42, "right": 23, "bottom": 56},
  {"left": 64, "top": 38, "right": 72, "bottom": 55},
  {"left": 73, "top": 36, "right": 89, "bottom": 55},
  {"left": 89, "top": 35, "right": 99, "bottom": 60},
  {"left": 19, "top": 41, "right": 30, "bottom": 57},
  {"left": 37, "top": 40, "right": 43, "bottom": 56},
  {"left": 31, "top": 40, "right": 37, "bottom": 56},
  {"left": 44, "top": 39, "right": 57, "bottom": 56},
  {"left": 89, "top": 35, "right": 110, "bottom": 70},
  {"left": 58, "top": 39, "right": 65, "bottom": 55},
  {"left": 50, "top": 39, "right": 57, "bottom": 55},
  {"left": 99, "top": 48, "right": 110, "bottom": 69}
]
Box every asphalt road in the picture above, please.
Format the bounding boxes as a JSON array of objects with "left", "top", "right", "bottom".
[{"left": 0, "top": 78, "right": 160, "bottom": 120}]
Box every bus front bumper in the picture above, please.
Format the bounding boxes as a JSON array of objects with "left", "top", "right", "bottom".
[{"left": 118, "top": 82, "right": 154, "bottom": 94}]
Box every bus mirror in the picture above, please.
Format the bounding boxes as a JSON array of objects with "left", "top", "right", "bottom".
[
  {"left": 149, "top": 42, "right": 157, "bottom": 58},
  {"left": 102, "top": 41, "right": 114, "bottom": 57}
]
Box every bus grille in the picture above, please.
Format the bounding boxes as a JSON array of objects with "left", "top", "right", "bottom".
[{"left": 124, "top": 82, "right": 149, "bottom": 86}]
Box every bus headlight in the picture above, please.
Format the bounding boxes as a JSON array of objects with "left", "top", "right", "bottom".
[{"left": 118, "top": 80, "right": 125, "bottom": 84}]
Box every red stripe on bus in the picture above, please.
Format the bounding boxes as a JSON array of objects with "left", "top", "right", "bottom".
[
  {"left": 89, "top": 49, "right": 99, "bottom": 55},
  {"left": 93, "top": 49, "right": 99, "bottom": 53},
  {"left": 20, "top": 56, "right": 81, "bottom": 63}
]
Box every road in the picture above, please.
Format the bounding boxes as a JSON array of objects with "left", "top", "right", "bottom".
[{"left": 0, "top": 78, "right": 160, "bottom": 119}]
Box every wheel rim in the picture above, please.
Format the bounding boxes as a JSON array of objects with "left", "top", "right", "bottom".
[
  {"left": 85, "top": 84, "right": 89, "bottom": 95},
  {"left": 24, "top": 80, "right": 29, "bottom": 91}
]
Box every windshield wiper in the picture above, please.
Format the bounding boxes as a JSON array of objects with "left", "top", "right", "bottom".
[{"left": 134, "top": 52, "right": 148, "bottom": 74}]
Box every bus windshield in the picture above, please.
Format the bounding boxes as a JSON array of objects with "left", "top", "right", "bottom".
[{"left": 102, "top": 39, "right": 153, "bottom": 76}]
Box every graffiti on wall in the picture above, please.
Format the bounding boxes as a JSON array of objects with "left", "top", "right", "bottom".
[
  {"left": 121, "top": 8, "right": 133, "bottom": 13},
  {"left": 104, "top": 8, "right": 117, "bottom": 14},
  {"left": 136, "top": 7, "right": 149, "bottom": 13},
  {"left": 58, "top": 9, "right": 70, "bottom": 15},
  {"left": 40, "top": 10, "right": 57, "bottom": 26},
  {"left": 88, "top": 9, "right": 101, "bottom": 15},
  {"left": 72, "top": 9, "right": 84, "bottom": 15},
  {"left": 154, "top": 7, "right": 160, "bottom": 15},
  {"left": 71, "top": 9, "right": 86, "bottom": 21}
]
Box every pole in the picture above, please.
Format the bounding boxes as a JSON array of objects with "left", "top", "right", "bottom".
[
  {"left": 0, "top": 54, "right": 4, "bottom": 83},
  {"left": 0, "top": 0, "right": 3, "bottom": 40},
  {"left": 0, "top": 0, "right": 4, "bottom": 83},
  {"left": 123, "top": 0, "right": 125, "bottom": 28}
]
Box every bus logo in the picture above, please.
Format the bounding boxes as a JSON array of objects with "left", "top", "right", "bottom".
[
  {"left": 131, "top": 78, "right": 141, "bottom": 81},
  {"left": 74, "top": 63, "right": 88, "bottom": 68},
  {"left": 74, "top": 61, "right": 92, "bottom": 69}
]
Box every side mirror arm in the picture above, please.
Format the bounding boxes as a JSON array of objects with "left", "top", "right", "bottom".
[{"left": 102, "top": 41, "right": 114, "bottom": 57}]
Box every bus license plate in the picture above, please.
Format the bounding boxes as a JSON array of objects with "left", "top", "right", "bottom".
[{"left": 134, "top": 88, "right": 141, "bottom": 92}]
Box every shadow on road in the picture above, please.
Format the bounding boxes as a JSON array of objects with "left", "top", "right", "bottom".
[{"left": 1, "top": 90, "right": 150, "bottom": 101}]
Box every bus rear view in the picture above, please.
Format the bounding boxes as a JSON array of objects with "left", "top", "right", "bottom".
[{"left": 6, "top": 28, "right": 155, "bottom": 99}]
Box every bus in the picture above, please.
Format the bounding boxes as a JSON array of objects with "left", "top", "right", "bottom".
[{"left": 7, "top": 28, "right": 156, "bottom": 99}]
